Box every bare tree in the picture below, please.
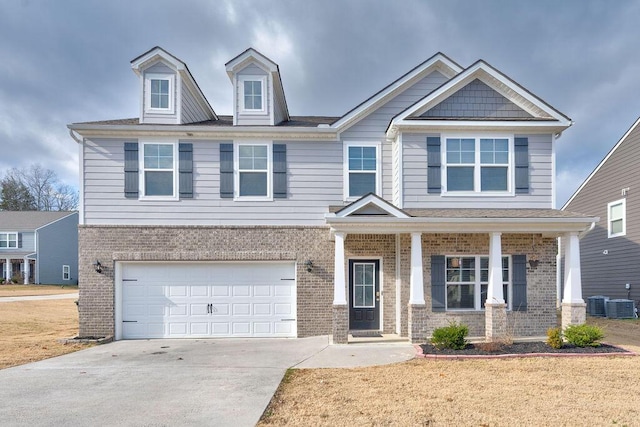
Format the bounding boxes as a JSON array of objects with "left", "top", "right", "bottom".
[{"left": 0, "top": 165, "right": 78, "bottom": 211}]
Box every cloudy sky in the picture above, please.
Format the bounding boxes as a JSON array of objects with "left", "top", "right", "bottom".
[{"left": 2, "top": 0, "right": 640, "bottom": 207}]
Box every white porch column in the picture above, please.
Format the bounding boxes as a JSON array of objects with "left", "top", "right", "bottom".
[
  {"left": 409, "top": 232, "right": 425, "bottom": 305},
  {"left": 4, "top": 258, "right": 10, "bottom": 282},
  {"left": 562, "top": 232, "right": 583, "bottom": 304},
  {"left": 486, "top": 232, "right": 504, "bottom": 305},
  {"left": 333, "top": 232, "right": 347, "bottom": 305},
  {"left": 23, "top": 258, "right": 30, "bottom": 284},
  {"left": 562, "top": 232, "right": 586, "bottom": 329}
]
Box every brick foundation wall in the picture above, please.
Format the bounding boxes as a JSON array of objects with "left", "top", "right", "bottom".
[{"left": 78, "top": 225, "right": 336, "bottom": 338}]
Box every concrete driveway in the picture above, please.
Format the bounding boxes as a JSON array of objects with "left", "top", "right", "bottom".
[{"left": 0, "top": 336, "right": 415, "bottom": 426}]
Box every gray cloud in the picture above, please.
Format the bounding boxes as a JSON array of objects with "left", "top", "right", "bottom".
[{"left": 1, "top": 0, "right": 639, "bottom": 206}]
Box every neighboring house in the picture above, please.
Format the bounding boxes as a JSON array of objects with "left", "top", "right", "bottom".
[
  {"left": 0, "top": 211, "right": 79, "bottom": 285},
  {"left": 68, "top": 46, "right": 596, "bottom": 343},
  {"left": 562, "top": 117, "right": 640, "bottom": 304}
]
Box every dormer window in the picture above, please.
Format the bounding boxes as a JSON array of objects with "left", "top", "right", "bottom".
[
  {"left": 239, "top": 75, "right": 266, "bottom": 114},
  {"left": 145, "top": 73, "right": 175, "bottom": 114}
]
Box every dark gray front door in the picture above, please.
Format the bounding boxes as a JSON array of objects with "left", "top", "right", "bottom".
[{"left": 349, "top": 260, "right": 380, "bottom": 330}]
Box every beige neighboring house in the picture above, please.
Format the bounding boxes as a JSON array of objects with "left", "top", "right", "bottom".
[
  {"left": 68, "top": 46, "right": 595, "bottom": 343},
  {"left": 0, "top": 211, "right": 78, "bottom": 285}
]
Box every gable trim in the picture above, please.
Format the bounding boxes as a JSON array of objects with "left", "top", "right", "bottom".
[
  {"left": 562, "top": 116, "right": 640, "bottom": 210},
  {"left": 387, "top": 60, "right": 572, "bottom": 138},
  {"left": 332, "top": 193, "right": 410, "bottom": 218},
  {"left": 331, "top": 53, "right": 463, "bottom": 132}
]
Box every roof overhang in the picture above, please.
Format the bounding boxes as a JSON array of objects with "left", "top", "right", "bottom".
[
  {"left": 325, "top": 215, "right": 598, "bottom": 236},
  {"left": 67, "top": 123, "right": 339, "bottom": 141}
]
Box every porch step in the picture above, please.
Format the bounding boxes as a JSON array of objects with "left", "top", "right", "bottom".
[{"left": 347, "top": 333, "right": 408, "bottom": 344}]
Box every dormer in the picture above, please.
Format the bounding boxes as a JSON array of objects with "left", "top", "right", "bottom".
[
  {"left": 131, "top": 47, "right": 217, "bottom": 125},
  {"left": 225, "top": 48, "right": 290, "bottom": 126}
]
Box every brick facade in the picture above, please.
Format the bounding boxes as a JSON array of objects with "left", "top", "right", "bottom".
[{"left": 79, "top": 226, "right": 557, "bottom": 341}]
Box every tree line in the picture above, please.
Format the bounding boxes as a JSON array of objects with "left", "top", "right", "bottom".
[{"left": 0, "top": 165, "right": 78, "bottom": 211}]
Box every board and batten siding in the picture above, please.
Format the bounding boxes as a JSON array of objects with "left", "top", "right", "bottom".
[
  {"left": 401, "top": 132, "right": 554, "bottom": 209},
  {"left": 563, "top": 123, "right": 640, "bottom": 300},
  {"left": 235, "top": 64, "right": 270, "bottom": 126},
  {"left": 340, "top": 70, "right": 449, "bottom": 203},
  {"left": 82, "top": 138, "right": 344, "bottom": 226},
  {"left": 142, "top": 62, "right": 179, "bottom": 125}
]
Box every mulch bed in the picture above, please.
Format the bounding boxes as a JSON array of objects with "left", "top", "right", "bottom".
[{"left": 419, "top": 341, "right": 632, "bottom": 356}]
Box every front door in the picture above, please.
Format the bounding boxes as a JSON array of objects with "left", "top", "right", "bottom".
[{"left": 349, "top": 260, "right": 380, "bottom": 330}]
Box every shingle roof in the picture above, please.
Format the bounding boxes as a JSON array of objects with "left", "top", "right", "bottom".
[
  {"left": 328, "top": 206, "right": 591, "bottom": 219},
  {"left": 0, "top": 211, "right": 77, "bottom": 230},
  {"left": 74, "top": 115, "right": 340, "bottom": 128}
]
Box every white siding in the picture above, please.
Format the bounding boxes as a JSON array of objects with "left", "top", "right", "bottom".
[
  {"left": 181, "top": 80, "right": 210, "bottom": 124},
  {"left": 236, "top": 64, "right": 271, "bottom": 126},
  {"left": 83, "top": 138, "right": 344, "bottom": 226},
  {"left": 142, "top": 63, "right": 179, "bottom": 125},
  {"left": 402, "top": 132, "right": 554, "bottom": 208}
]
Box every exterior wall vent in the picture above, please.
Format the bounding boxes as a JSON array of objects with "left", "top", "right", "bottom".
[
  {"left": 587, "top": 296, "right": 608, "bottom": 317},
  {"left": 605, "top": 299, "right": 635, "bottom": 319}
]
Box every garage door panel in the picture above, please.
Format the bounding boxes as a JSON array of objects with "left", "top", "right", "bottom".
[
  {"left": 253, "top": 303, "right": 271, "bottom": 315},
  {"left": 120, "top": 262, "right": 296, "bottom": 339}
]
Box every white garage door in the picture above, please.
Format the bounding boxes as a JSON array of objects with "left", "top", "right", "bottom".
[{"left": 118, "top": 262, "right": 296, "bottom": 339}]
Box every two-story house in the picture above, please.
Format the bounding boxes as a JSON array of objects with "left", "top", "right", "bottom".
[
  {"left": 562, "top": 116, "right": 640, "bottom": 305},
  {"left": 0, "top": 211, "right": 78, "bottom": 285},
  {"left": 68, "top": 47, "right": 596, "bottom": 343}
]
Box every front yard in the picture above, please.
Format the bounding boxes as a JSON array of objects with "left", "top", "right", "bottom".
[
  {"left": 260, "top": 317, "right": 640, "bottom": 426},
  {"left": 0, "top": 285, "right": 90, "bottom": 369}
]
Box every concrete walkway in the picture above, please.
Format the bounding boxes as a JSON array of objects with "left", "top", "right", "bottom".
[
  {"left": 0, "top": 293, "right": 78, "bottom": 302},
  {"left": 0, "top": 336, "right": 415, "bottom": 427}
]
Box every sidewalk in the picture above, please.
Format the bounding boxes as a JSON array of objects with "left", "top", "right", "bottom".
[{"left": 0, "top": 293, "right": 78, "bottom": 303}]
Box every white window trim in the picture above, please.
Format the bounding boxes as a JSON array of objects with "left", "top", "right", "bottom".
[
  {"left": 0, "top": 232, "right": 18, "bottom": 249},
  {"left": 441, "top": 134, "right": 514, "bottom": 197},
  {"left": 234, "top": 141, "right": 273, "bottom": 201},
  {"left": 608, "top": 198, "right": 626, "bottom": 238},
  {"left": 343, "top": 141, "right": 382, "bottom": 201},
  {"left": 144, "top": 73, "right": 175, "bottom": 115},
  {"left": 62, "top": 265, "right": 70, "bottom": 281},
  {"left": 138, "top": 138, "right": 179, "bottom": 201},
  {"left": 238, "top": 75, "right": 267, "bottom": 115},
  {"left": 445, "top": 255, "right": 512, "bottom": 311}
]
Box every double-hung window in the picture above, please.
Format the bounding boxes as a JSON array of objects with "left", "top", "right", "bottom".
[
  {"left": 145, "top": 73, "right": 174, "bottom": 114},
  {"left": 345, "top": 143, "right": 379, "bottom": 199},
  {"left": 62, "top": 265, "right": 70, "bottom": 281},
  {"left": 237, "top": 144, "right": 270, "bottom": 198},
  {"left": 239, "top": 76, "right": 266, "bottom": 113},
  {"left": 445, "top": 136, "right": 511, "bottom": 193},
  {"left": 446, "top": 255, "right": 511, "bottom": 310},
  {"left": 142, "top": 143, "right": 176, "bottom": 198},
  {"left": 0, "top": 232, "right": 17, "bottom": 248},
  {"left": 608, "top": 199, "right": 626, "bottom": 238}
]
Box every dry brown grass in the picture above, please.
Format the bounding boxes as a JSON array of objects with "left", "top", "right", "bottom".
[
  {"left": 0, "top": 299, "right": 91, "bottom": 369},
  {"left": 260, "top": 318, "right": 640, "bottom": 426},
  {"left": 0, "top": 284, "right": 78, "bottom": 297}
]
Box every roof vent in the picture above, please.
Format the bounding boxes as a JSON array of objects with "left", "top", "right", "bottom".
[{"left": 605, "top": 299, "right": 636, "bottom": 319}]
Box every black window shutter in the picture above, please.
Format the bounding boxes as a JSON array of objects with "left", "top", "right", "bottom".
[
  {"left": 178, "top": 143, "right": 193, "bottom": 199},
  {"left": 124, "top": 142, "right": 139, "bottom": 198},
  {"left": 427, "top": 136, "right": 441, "bottom": 194},
  {"left": 17, "top": 233, "right": 22, "bottom": 248},
  {"left": 514, "top": 137, "right": 529, "bottom": 194},
  {"left": 431, "top": 255, "right": 446, "bottom": 311},
  {"left": 273, "top": 144, "right": 287, "bottom": 198},
  {"left": 220, "top": 143, "right": 234, "bottom": 199},
  {"left": 512, "top": 254, "right": 527, "bottom": 311}
]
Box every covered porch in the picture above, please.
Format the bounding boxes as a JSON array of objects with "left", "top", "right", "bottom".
[
  {"left": 0, "top": 253, "right": 36, "bottom": 284},
  {"left": 325, "top": 195, "right": 597, "bottom": 344}
]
